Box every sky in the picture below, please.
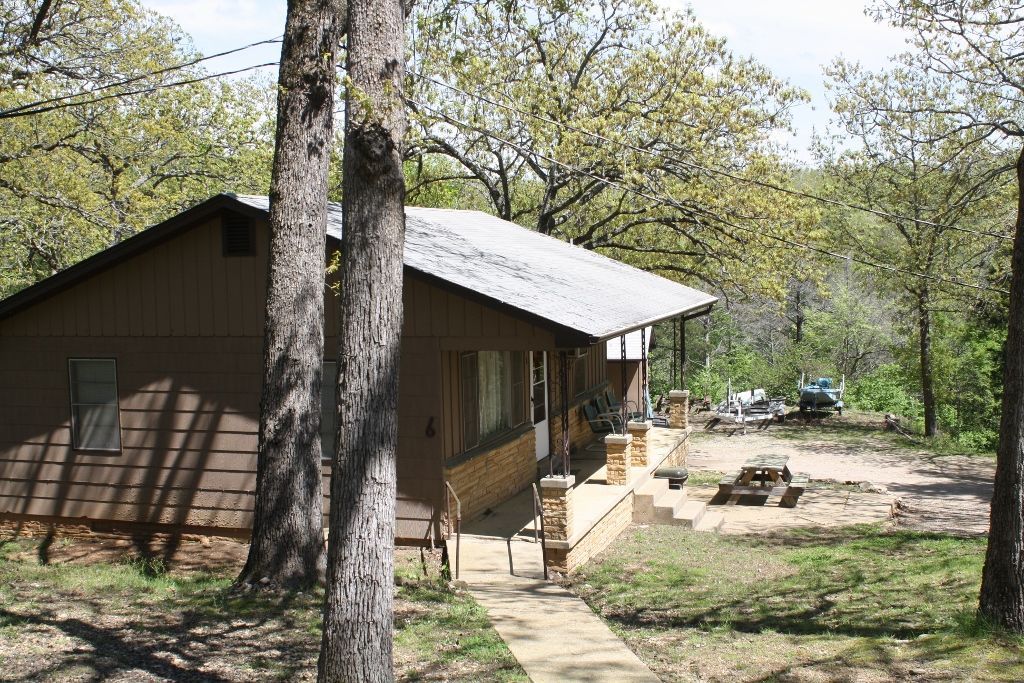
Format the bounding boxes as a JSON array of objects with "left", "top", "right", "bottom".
[{"left": 144, "top": 0, "right": 913, "bottom": 161}]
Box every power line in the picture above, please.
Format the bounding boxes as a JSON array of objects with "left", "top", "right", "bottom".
[
  {"left": 0, "top": 48, "right": 1008, "bottom": 293},
  {"left": 411, "top": 97, "right": 1009, "bottom": 295},
  {"left": 0, "top": 36, "right": 282, "bottom": 119},
  {"left": 412, "top": 70, "right": 1014, "bottom": 243},
  {"left": 0, "top": 62, "right": 278, "bottom": 119}
]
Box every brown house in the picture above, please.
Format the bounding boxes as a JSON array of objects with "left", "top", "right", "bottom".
[{"left": 0, "top": 194, "right": 716, "bottom": 547}]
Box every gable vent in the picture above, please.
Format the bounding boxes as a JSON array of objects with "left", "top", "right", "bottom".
[{"left": 221, "top": 212, "right": 254, "bottom": 257}]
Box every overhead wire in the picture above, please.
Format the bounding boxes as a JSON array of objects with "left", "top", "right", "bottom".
[
  {"left": 411, "top": 96, "right": 1009, "bottom": 295},
  {"left": 0, "top": 42, "right": 1011, "bottom": 293},
  {"left": 0, "top": 36, "right": 282, "bottom": 119},
  {"left": 411, "top": 70, "right": 1014, "bottom": 243}
]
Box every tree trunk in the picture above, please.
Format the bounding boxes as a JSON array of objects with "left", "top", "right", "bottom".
[
  {"left": 979, "top": 144, "right": 1024, "bottom": 633},
  {"left": 237, "top": 0, "right": 343, "bottom": 590},
  {"left": 318, "top": 0, "right": 406, "bottom": 678},
  {"left": 917, "top": 288, "right": 938, "bottom": 438}
]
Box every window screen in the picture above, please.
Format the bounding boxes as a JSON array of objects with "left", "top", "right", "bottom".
[
  {"left": 461, "top": 351, "right": 527, "bottom": 450},
  {"left": 321, "top": 361, "right": 337, "bottom": 461},
  {"left": 69, "top": 359, "right": 121, "bottom": 451}
]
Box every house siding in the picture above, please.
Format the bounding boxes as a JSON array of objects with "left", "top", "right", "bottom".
[
  {"left": 0, "top": 216, "right": 475, "bottom": 543},
  {"left": 607, "top": 359, "right": 643, "bottom": 410}
]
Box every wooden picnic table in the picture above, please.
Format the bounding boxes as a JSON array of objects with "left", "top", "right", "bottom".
[{"left": 711, "top": 454, "right": 809, "bottom": 508}]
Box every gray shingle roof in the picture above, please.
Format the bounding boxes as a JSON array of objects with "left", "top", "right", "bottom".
[{"left": 235, "top": 195, "right": 716, "bottom": 345}]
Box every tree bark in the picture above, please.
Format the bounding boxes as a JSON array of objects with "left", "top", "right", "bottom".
[
  {"left": 318, "top": 0, "right": 406, "bottom": 678},
  {"left": 917, "top": 288, "right": 938, "bottom": 438},
  {"left": 237, "top": 0, "right": 343, "bottom": 589},
  {"left": 979, "top": 144, "right": 1024, "bottom": 632}
]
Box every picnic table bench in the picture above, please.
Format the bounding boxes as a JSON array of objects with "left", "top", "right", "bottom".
[{"left": 711, "top": 454, "right": 809, "bottom": 508}]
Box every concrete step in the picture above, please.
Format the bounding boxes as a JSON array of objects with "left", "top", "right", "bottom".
[
  {"left": 651, "top": 488, "right": 688, "bottom": 525},
  {"left": 632, "top": 477, "right": 669, "bottom": 522},
  {"left": 671, "top": 499, "right": 709, "bottom": 528},
  {"left": 693, "top": 509, "right": 725, "bottom": 533}
]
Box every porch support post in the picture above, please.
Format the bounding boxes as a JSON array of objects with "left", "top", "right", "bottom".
[
  {"left": 619, "top": 334, "right": 628, "bottom": 428},
  {"left": 604, "top": 433, "right": 632, "bottom": 486},
  {"left": 555, "top": 350, "right": 571, "bottom": 478},
  {"left": 626, "top": 420, "right": 652, "bottom": 466},
  {"left": 668, "top": 389, "right": 689, "bottom": 430},
  {"left": 540, "top": 475, "right": 575, "bottom": 542},
  {"left": 679, "top": 316, "right": 687, "bottom": 388},
  {"left": 640, "top": 326, "right": 648, "bottom": 418}
]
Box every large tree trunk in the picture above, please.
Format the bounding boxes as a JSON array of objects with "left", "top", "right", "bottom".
[
  {"left": 979, "top": 144, "right": 1024, "bottom": 632},
  {"left": 318, "top": 0, "right": 407, "bottom": 678},
  {"left": 918, "top": 288, "right": 938, "bottom": 438},
  {"left": 237, "top": 0, "right": 343, "bottom": 589}
]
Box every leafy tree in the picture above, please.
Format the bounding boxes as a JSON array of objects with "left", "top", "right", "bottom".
[
  {"left": 819, "top": 54, "right": 1010, "bottom": 436},
  {"left": 869, "top": 0, "right": 1024, "bottom": 632},
  {"left": 409, "top": 0, "right": 816, "bottom": 297},
  {"left": 319, "top": 0, "right": 407, "bottom": 679},
  {"left": 0, "top": 0, "right": 272, "bottom": 297}
]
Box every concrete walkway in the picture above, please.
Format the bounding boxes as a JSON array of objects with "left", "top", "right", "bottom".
[{"left": 460, "top": 495, "right": 659, "bottom": 683}]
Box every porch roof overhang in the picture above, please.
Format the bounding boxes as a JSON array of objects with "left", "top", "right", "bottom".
[{"left": 235, "top": 196, "right": 718, "bottom": 348}]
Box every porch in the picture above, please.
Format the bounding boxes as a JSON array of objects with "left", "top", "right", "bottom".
[{"left": 459, "top": 421, "right": 698, "bottom": 578}]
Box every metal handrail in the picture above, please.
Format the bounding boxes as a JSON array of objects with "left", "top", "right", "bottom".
[
  {"left": 532, "top": 482, "right": 549, "bottom": 580},
  {"left": 444, "top": 481, "right": 461, "bottom": 580}
]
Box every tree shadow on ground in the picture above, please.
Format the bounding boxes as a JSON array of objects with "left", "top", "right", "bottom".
[{"left": 0, "top": 574, "right": 316, "bottom": 682}]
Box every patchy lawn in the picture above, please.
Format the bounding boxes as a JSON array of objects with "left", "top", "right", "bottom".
[
  {"left": 566, "top": 524, "right": 1024, "bottom": 682},
  {"left": 0, "top": 537, "right": 525, "bottom": 682}
]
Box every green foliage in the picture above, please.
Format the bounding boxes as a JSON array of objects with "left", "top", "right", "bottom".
[
  {"left": 0, "top": 0, "right": 273, "bottom": 298},
  {"left": 846, "top": 363, "right": 922, "bottom": 418},
  {"left": 410, "top": 0, "right": 818, "bottom": 298}
]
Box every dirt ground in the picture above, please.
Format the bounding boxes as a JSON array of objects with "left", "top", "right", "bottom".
[
  {"left": 0, "top": 538, "right": 524, "bottom": 682},
  {"left": 687, "top": 411, "right": 995, "bottom": 536}
]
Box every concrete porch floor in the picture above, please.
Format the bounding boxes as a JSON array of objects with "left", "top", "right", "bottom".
[{"left": 461, "top": 426, "right": 691, "bottom": 561}]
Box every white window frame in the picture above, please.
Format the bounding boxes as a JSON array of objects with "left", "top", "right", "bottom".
[{"left": 68, "top": 357, "right": 122, "bottom": 452}]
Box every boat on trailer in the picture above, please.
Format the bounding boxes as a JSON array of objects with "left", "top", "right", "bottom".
[
  {"left": 713, "top": 381, "right": 787, "bottom": 431},
  {"left": 798, "top": 374, "right": 845, "bottom": 414}
]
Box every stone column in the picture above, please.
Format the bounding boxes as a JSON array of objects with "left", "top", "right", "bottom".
[
  {"left": 604, "top": 433, "right": 633, "bottom": 485},
  {"left": 668, "top": 389, "right": 690, "bottom": 429},
  {"left": 626, "top": 420, "right": 652, "bottom": 467},
  {"left": 540, "top": 475, "right": 575, "bottom": 542}
]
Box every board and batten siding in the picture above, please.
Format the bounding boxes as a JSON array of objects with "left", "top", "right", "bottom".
[{"left": 0, "top": 215, "right": 489, "bottom": 543}]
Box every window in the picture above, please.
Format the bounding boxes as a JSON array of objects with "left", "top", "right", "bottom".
[
  {"left": 461, "top": 351, "right": 527, "bottom": 450},
  {"left": 573, "top": 353, "right": 588, "bottom": 397},
  {"left": 68, "top": 359, "right": 121, "bottom": 451},
  {"left": 322, "top": 361, "right": 337, "bottom": 461}
]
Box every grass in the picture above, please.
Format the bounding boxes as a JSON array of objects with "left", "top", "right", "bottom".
[
  {"left": 0, "top": 538, "right": 525, "bottom": 682},
  {"left": 567, "top": 524, "right": 1023, "bottom": 682}
]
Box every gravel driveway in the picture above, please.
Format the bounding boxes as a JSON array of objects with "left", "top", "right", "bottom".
[{"left": 685, "top": 413, "right": 995, "bottom": 536}]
